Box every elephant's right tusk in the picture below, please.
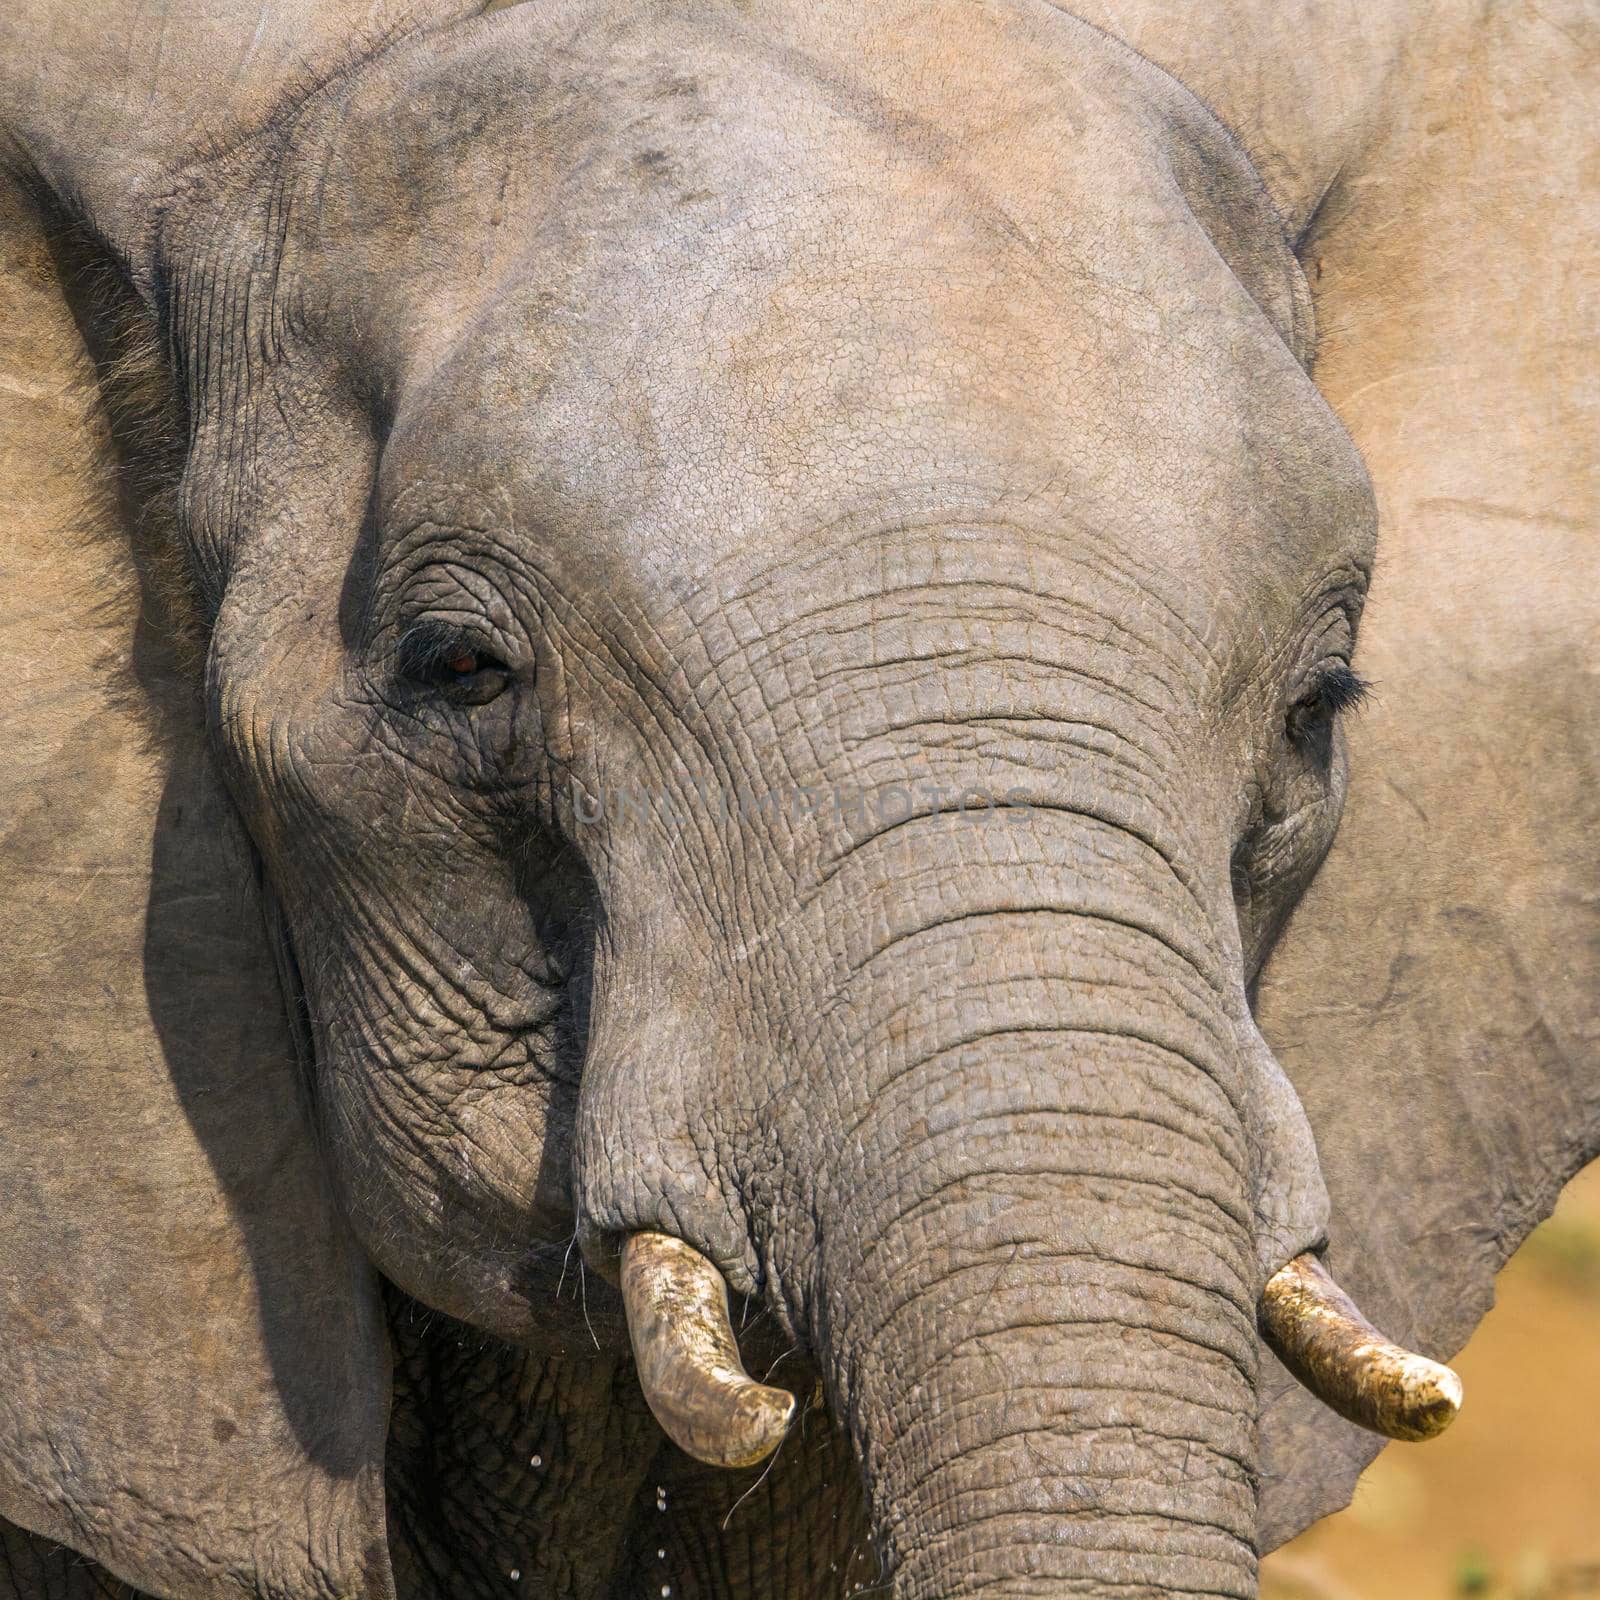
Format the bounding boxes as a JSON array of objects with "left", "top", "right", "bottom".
[
  {"left": 1260, "top": 1253, "right": 1463, "bottom": 1442},
  {"left": 620, "top": 1231, "right": 796, "bottom": 1470}
]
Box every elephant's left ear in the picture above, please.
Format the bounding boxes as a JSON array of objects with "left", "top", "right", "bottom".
[
  {"left": 1251, "top": 2, "right": 1600, "bottom": 1548},
  {"left": 0, "top": 112, "right": 398, "bottom": 1600}
]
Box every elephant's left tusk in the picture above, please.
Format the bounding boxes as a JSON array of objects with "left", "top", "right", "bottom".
[
  {"left": 1260, "top": 1252, "right": 1463, "bottom": 1442},
  {"left": 620, "top": 1231, "right": 796, "bottom": 1469}
]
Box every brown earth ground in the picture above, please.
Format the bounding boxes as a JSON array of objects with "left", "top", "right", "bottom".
[{"left": 1261, "top": 1162, "right": 1600, "bottom": 1600}]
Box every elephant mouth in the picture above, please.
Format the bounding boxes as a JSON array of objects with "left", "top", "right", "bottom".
[{"left": 617, "top": 1230, "right": 1462, "bottom": 1470}]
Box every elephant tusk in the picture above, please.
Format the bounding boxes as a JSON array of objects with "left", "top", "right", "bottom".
[
  {"left": 620, "top": 1231, "right": 796, "bottom": 1469},
  {"left": 1260, "top": 1253, "right": 1463, "bottom": 1442}
]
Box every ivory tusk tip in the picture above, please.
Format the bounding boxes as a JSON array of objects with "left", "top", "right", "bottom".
[
  {"left": 1261, "top": 1253, "right": 1464, "bottom": 1444},
  {"left": 710, "top": 1380, "right": 797, "bottom": 1470},
  {"left": 1393, "top": 1358, "right": 1462, "bottom": 1441},
  {"left": 1438, "top": 1367, "right": 1465, "bottom": 1413}
]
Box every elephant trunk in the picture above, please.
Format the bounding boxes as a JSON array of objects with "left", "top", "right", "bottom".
[
  {"left": 831, "top": 1172, "right": 1259, "bottom": 1598},
  {"left": 820, "top": 1087, "right": 1259, "bottom": 1593},
  {"left": 611, "top": 858, "right": 1457, "bottom": 1591},
  {"left": 583, "top": 760, "right": 1276, "bottom": 1590},
  {"left": 781, "top": 803, "right": 1265, "bottom": 1597}
]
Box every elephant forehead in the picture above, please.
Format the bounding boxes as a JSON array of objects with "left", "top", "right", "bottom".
[
  {"left": 290, "top": 2, "right": 1372, "bottom": 625},
  {"left": 372, "top": 214, "right": 1369, "bottom": 631},
  {"left": 304, "top": 2, "right": 1274, "bottom": 422},
  {"left": 295, "top": 6, "right": 939, "bottom": 353}
]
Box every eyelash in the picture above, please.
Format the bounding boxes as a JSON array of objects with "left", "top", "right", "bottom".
[
  {"left": 1312, "top": 663, "right": 1370, "bottom": 715},
  {"left": 1287, "top": 662, "right": 1371, "bottom": 742}
]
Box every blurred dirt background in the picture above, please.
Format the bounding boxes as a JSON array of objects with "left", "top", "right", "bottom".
[{"left": 1261, "top": 1162, "right": 1600, "bottom": 1600}]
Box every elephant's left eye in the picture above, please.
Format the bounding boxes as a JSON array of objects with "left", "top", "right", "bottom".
[{"left": 1287, "top": 662, "right": 1370, "bottom": 746}]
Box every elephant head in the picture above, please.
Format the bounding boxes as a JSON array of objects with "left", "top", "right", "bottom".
[{"left": 2, "top": 1, "right": 1593, "bottom": 1597}]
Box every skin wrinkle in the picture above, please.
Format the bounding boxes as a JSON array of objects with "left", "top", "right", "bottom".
[
  {"left": 825, "top": 1017, "right": 1222, "bottom": 1184},
  {"left": 800, "top": 572, "right": 1203, "bottom": 704},
  {"left": 858, "top": 616, "right": 1195, "bottom": 724},
  {"left": 884, "top": 1503, "right": 1255, "bottom": 1593},
  {"left": 907, "top": 1428, "right": 1257, "bottom": 1504},
  {"left": 896, "top": 1452, "right": 1258, "bottom": 1522},
  {"left": 850, "top": 1221, "right": 1256, "bottom": 1361},
  {"left": 857, "top": 1203, "right": 1254, "bottom": 1337},
  {"left": 832, "top": 708, "right": 1180, "bottom": 784},
  {"left": 830, "top": 1237, "right": 1256, "bottom": 1369},
  {"left": 832, "top": 876, "right": 1216, "bottom": 998},
  {"left": 887, "top": 1134, "right": 1255, "bottom": 1242},
  {"left": 732, "top": 883, "right": 1241, "bottom": 1184},
  {"left": 808, "top": 763, "right": 1210, "bottom": 919},
  {"left": 303, "top": 856, "right": 497, "bottom": 1030},
  {"left": 919, "top": 1537, "right": 1252, "bottom": 1598},
  {"left": 485, "top": 575, "right": 787, "bottom": 938},
  {"left": 832, "top": 1013, "right": 1243, "bottom": 1170},
  {"left": 819, "top": 755, "right": 1203, "bottom": 896},
  {"left": 806, "top": 947, "right": 1241, "bottom": 1152},
  {"left": 839, "top": 895, "right": 1224, "bottom": 1009},
  {"left": 812, "top": 1008, "right": 1244, "bottom": 1155},
  {"left": 892, "top": 1531, "right": 1254, "bottom": 1591},
  {"left": 832, "top": 729, "right": 1196, "bottom": 851},
  {"left": 344, "top": 935, "right": 560, "bottom": 1064},
  {"left": 913, "top": 1405, "right": 1258, "bottom": 1472},
  {"left": 800, "top": 598, "right": 1203, "bottom": 716},
  {"left": 893, "top": 1021, "right": 1246, "bottom": 1165},
  {"left": 650, "top": 500, "right": 1230, "bottom": 710},
  {"left": 901, "top": 1521, "right": 1250, "bottom": 1573},
  {"left": 916, "top": 1524, "right": 1251, "bottom": 1580},
  {"left": 929, "top": 1270, "right": 1259, "bottom": 1378},
  {"left": 812, "top": 851, "right": 1222, "bottom": 998}
]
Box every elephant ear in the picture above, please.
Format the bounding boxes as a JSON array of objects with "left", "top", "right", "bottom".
[
  {"left": 0, "top": 110, "right": 396, "bottom": 1600},
  {"left": 2, "top": 4, "right": 487, "bottom": 1591},
  {"left": 1252, "top": 1, "right": 1600, "bottom": 1544}
]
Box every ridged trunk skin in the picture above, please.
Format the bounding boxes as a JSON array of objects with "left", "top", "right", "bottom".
[{"left": 793, "top": 812, "right": 1261, "bottom": 1598}]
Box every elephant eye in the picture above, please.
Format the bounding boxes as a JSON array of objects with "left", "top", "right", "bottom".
[
  {"left": 1287, "top": 662, "right": 1370, "bottom": 746},
  {"left": 397, "top": 623, "right": 514, "bottom": 703}
]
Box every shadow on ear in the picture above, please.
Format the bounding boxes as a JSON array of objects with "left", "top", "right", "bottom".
[{"left": 0, "top": 179, "right": 394, "bottom": 1598}]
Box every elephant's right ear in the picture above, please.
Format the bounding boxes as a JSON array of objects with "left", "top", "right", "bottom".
[{"left": 0, "top": 173, "right": 395, "bottom": 1597}]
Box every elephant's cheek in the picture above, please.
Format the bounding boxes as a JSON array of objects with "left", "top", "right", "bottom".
[{"left": 319, "top": 1043, "right": 619, "bottom": 1349}]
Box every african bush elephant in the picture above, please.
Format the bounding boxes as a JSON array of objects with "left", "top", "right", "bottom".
[{"left": 1, "top": 0, "right": 1594, "bottom": 1595}]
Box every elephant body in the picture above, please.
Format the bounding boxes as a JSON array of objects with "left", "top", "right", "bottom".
[{"left": 1, "top": 2, "right": 1595, "bottom": 1597}]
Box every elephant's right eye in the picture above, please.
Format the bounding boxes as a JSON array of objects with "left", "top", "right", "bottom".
[{"left": 397, "top": 623, "right": 514, "bottom": 704}]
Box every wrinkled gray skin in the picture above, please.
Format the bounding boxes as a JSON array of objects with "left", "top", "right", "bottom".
[{"left": 0, "top": 2, "right": 1595, "bottom": 1598}]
